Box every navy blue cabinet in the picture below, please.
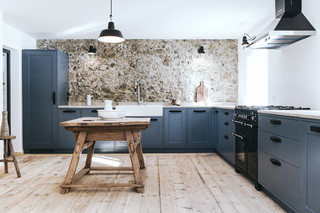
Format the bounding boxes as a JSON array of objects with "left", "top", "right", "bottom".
[
  {"left": 57, "top": 109, "right": 81, "bottom": 150},
  {"left": 258, "top": 114, "right": 300, "bottom": 212},
  {"left": 164, "top": 108, "right": 187, "bottom": 147},
  {"left": 188, "top": 108, "right": 212, "bottom": 148},
  {"left": 141, "top": 117, "right": 163, "bottom": 148},
  {"left": 215, "top": 109, "right": 235, "bottom": 165},
  {"left": 300, "top": 120, "right": 320, "bottom": 213},
  {"left": 213, "top": 109, "right": 220, "bottom": 151},
  {"left": 23, "top": 50, "right": 68, "bottom": 152}
]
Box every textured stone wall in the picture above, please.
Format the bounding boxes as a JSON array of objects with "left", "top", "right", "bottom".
[{"left": 37, "top": 39, "right": 238, "bottom": 103}]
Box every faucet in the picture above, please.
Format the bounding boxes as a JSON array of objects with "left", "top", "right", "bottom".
[{"left": 134, "top": 82, "right": 141, "bottom": 105}]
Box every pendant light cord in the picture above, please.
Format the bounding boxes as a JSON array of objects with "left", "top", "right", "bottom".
[{"left": 110, "top": 0, "right": 113, "bottom": 21}]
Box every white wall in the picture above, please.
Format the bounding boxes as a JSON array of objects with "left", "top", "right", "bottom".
[
  {"left": 2, "top": 21, "right": 36, "bottom": 154},
  {"left": 238, "top": 0, "right": 320, "bottom": 109},
  {"left": 0, "top": 11, "right": 3, "bottom": 157}
]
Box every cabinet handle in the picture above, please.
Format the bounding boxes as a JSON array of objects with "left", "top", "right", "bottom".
[
  {"left": 91, "top": 110, "right": 98, "bottom": 113},
  {"left": 169, "top": 110, "right": 182, "bottom": 113},
  {"left": 63, "top": 110, "right": 76, "bottom": 113},
  {"left": 270, "top": 119, "right": 281, "bottom": 125},
  {"left": 224, "top": 135, "right": 229, "bottom": 140},
  {"left": 193, "top": 110, "right": 206, "bottom": 113},
  {"left": 270, "top": 158, "right": 281, "bottom": 167},
  {"left": 224, "top": 112, "right": 229, "bottom": 115},
  {"left": 215, "top": 110, "right": 219, "bottom": 113},
  {"left": 151, "top": 118, "right": 158, "bottom": 121},
  {"left": 232, "top": 133, "right": 244, "bottom": 140},
  {"left": 52, "top": 92, "right": 56, "bottom": 105},
  {"left": 270, "top": 136, "right": 281, "bottom": 143},
  {"left": 224, "top": 122, "right": 229, "bottom": 126},
  {"left": 310, "top": 126, "right": 320, "bottom": 133}
]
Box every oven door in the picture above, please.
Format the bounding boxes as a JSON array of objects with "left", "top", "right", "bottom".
[
  {"left": 233, "top": 122, "right": 258, "bottom": 181},
  {"left": 233, "top": 129, "right": 248, "bottom": 173}
]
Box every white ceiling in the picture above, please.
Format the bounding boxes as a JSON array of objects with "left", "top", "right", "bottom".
[{"left": 0, "top": 0, "right": 274, "bottom": 39}]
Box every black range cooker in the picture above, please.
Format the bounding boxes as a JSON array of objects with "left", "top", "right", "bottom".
[{"left": 232, "top": 105, "right": 310, "bottom": 190}]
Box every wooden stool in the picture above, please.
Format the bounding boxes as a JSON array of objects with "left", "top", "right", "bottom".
[{"left": 0, "top": 135, "right": 21, "bottom": 178}]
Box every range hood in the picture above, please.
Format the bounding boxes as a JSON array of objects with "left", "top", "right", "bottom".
[{"left": 248, "top": 0, "right": 316, "bottom": 49}]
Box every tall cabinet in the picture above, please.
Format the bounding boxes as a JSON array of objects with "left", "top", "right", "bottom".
[{"left": 23, "top": 50, "right": 69, "bottom": 153}]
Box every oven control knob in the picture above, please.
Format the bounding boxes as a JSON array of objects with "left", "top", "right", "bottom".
[{"left": 251, "top": 116, "right": 256, "bottom": 121}]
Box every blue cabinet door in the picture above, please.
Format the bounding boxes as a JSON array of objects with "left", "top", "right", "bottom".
[
  {"left": 164, "top": 108, "right": 187, "bottom": 147},
  {"left": 57, "top": 109, "right": 81, "bottom": 150},
  {"left": 82, "top": 108, "right": 115, "bottom": 152},
  {"left": 300, "top": 121, "right": 320, "bottom": 213},
  {"left": 213, "top": 109, "right": 221, "bottom": 152},
  {"left": 22, "top": 50, "right": 68, "bottom": 151},
  {"left": 188, "top": 108, "right": 212, "bottom": 148},
  {"left": 141, "top": 117, "right": 163, "bottom": 148}
]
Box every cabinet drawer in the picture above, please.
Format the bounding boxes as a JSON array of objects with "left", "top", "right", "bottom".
[
  {"left": 258, "top": 115, "right": 300, "bottom": 140},
  {"left": 220, "top": 119, "right": 235, "bottom": 134},
  {"left": 258, "top": 151, "right": 299, "bottom": 210},
  {"left": 220, "top": 109, "right": 234, "bottom": 120},
  {"left": 259, "top": 130, "right": 299, "bottom": 167}
]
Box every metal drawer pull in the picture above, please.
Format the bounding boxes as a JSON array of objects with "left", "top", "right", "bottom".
[
  {"left": 270, "top": 136, "right": 281, "bottom": 143},
  {"left": 232, "top": 120, "right": 243, "bottom": 125},
  {"left": 310, "top": 126, "right": 320, "bottom": 133},
  {"left": 270, "top": 119, "right": 281, "bottom": 125},
  {"left": 224, "top": 122, "right": 229, "bottom": 126},
  {"left": 245, "top": 123, "right": 254, "bottom": 128},
  {"left": 169, "top": 110, "right": 182, "bottom": 113},
  {"left": 91, "top": 110, "right": 98, "bottom": 113},
  {"left": 151, "top": 118, "right": 158, "bottom": 121},
  {"left": 215, "top": 110, "right": 219, "bottom": 113},
  {"left": 224, "top": 112, "right": 229, "bottom": 115},
  {"left": 63, "top": 110, "right": 76, "bottom": 113},
  {"left": 232, "top": 133, "right": 244, "bottom": 140},
  {"left": 193, "top": 110, "right": 206, "bottom": 113},
  {"left": 270, "top": 158, "right": 281, "bottom": 167},
  {"left": 224, "top": 135, "right": 229, "bottom": 140}
]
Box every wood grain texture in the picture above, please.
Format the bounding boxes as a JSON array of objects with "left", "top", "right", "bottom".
[{"left": 0, "top": 153, "right": 286, "bottom": 213}]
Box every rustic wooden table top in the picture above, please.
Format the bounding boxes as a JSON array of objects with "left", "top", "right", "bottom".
[{"left": 60, "top": 117, "right": 150, "bottom": 127}]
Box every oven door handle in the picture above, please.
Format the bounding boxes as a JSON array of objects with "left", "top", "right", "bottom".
[
  {"left": 232, "top": 133, "right": 244, "bottom": 140},
  {"left": 232, "top": 120, "right": 243, "bottom": 125},
  {"left": 244, "top": 123, "right": 254, "bottom": 128}
]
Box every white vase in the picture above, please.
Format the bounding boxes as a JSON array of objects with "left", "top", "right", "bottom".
[
  {"left": 104, "top": 100, "right": 113, "bottom": 111},
  {"left": 1, "top": 111, "right": 10, "bottom": 137}
]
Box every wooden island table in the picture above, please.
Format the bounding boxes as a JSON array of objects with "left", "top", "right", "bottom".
[{"left": 59, "top": 117, "right": 150, "bottom": 194}]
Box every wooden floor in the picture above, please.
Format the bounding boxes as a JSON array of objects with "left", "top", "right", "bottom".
[{"left": 0, "top": 153, "right": 285, "bottom": 213}]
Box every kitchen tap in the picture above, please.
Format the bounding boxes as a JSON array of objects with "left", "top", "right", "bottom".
[{"left": 134, "top": 82, "right": 141, "bottom": 105}]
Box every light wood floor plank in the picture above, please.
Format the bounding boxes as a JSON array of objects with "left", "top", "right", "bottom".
[{"left": 0, "top": 153, "right": 285, "bottom": 213}]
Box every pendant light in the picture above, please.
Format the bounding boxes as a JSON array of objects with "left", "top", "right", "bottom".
[{"left": 98, "top": 0, "right": 125, "bottom": 43}]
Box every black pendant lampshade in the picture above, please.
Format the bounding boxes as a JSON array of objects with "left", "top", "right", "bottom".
[
  {"left": 98, "top": 0, "right": 125, "bottom": 43},
  {"left": 88, "top": 45, "right": 97, "bottom": 54},
  {"left": 241, "top": 36, "right": 249, "bottom": 48},
  {"left": 198, "top": 46, "right": 205, "bottom": 54},
  {"left": 98, "top": 22, "right": 124, "bottom": 43}
]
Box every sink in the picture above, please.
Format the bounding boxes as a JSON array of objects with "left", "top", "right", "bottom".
[{"left": 116, "top": 104, "right": 163, "bottom": 116}]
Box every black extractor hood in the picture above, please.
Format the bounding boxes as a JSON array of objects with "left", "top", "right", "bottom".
[{"left": 248, "top": 0, "right": 316, "bottom": 49}]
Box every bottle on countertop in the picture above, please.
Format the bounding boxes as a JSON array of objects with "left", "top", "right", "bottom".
[{"left": 86, "top": 95, "right": 92, "bottom": 106}]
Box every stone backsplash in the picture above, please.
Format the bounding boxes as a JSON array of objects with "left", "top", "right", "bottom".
[{"left": 37, "top": 39, "right": 238, "bottom": 103}]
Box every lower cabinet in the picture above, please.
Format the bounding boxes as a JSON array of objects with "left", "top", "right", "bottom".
[
  {"left": 300, "top": 121, "right": 320, "bottom": 213},
  {"left": 188, "top": 108, "right": 212, "bottom": 148},
  {"left": 141, "top": 117, "right": 163, "bottom": 148},
  {"left": 57, "top": 108, "right": 81, "bottom": 150},
  {"left": 216, "top": 108, "right": 235, "bottom": 165},
  {"left": 164, "top": 108, "right": 187, "bottom": 147}
]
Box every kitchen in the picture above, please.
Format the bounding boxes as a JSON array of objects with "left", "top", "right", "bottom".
[{"left": 0, "top": 0, "right": 319, "bottom": 212}]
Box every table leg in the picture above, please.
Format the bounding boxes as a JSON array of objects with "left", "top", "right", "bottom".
[
  {"left": 8, "top": 139, "right": 21, "bottom": 178},
  {"left": 133, "top": 132, "right": 145, "bottom": 169},
  {"left": 4, "top": 140, "right": 8, "bottom": 173},
  {"left": 125, "top": 131, "right": 144, "bottom": 193},
  {"left": 85, "top": 141, "right": 96, "bottom": 173},
  {"left": 61, "top": 131, "right": 87, "bottom": 194}
]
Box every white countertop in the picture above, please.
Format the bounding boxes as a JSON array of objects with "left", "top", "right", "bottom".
[{"left": 259, "top": 110, "right": 320, "bottom": 120}]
